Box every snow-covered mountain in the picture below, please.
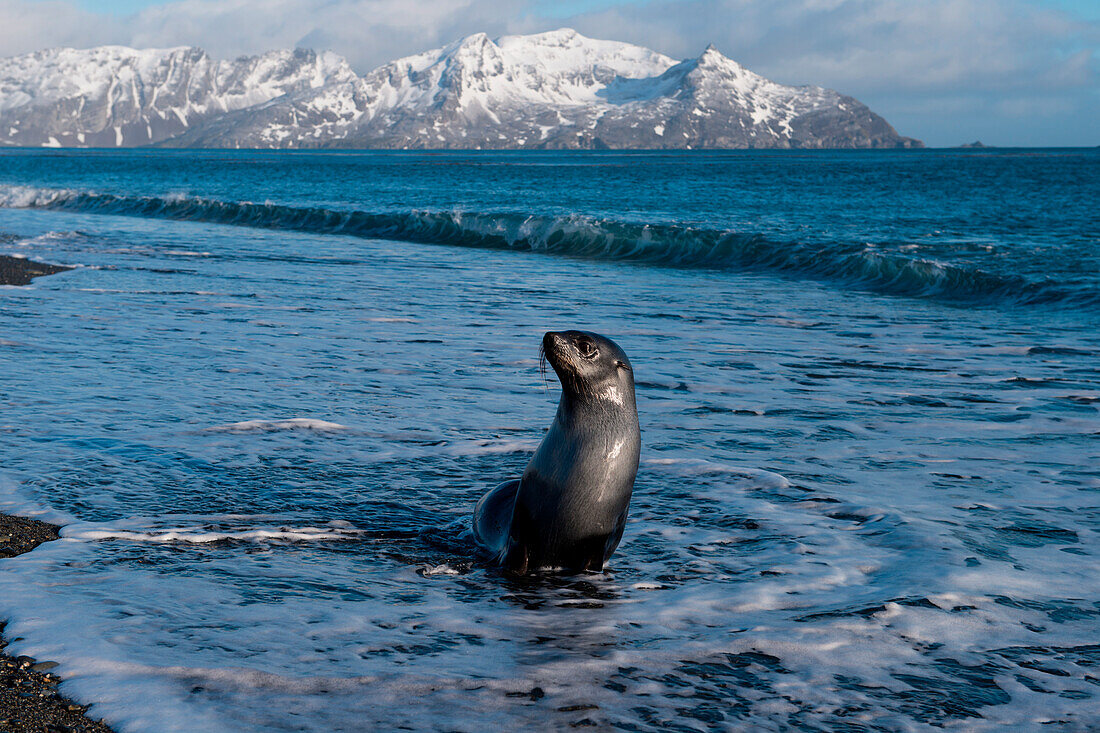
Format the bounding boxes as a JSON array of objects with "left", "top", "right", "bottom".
[
  {"left": 0, "top": 29, "right": 921, "bottom": 149},
  {"left": 0, "top": 46, "right": 355, "bottom": 147}
]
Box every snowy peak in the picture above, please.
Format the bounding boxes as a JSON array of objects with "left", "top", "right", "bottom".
[
  {"left": 0, "top": 29, "right": 922, "bottom": 150},
  {"left": 494, "top": 27, "right": 674, "bottom": 80},
  {"left": 697, "top": 44, "right": 727, "bottom": 66},
  {"left": 686, "top": 44, "right": 774, "bottom": 92},
  {"left": 0, "top": 44, "right": 355, "bottom": 147},
  {"left": 368, "top": 28, "right": 677, "bottom": 112},
  {"left": 215, "top": 48, "right": 357, "bottom": 102},
  {"left": 437, "top": 33, "right": 507, "bottom": 99}
]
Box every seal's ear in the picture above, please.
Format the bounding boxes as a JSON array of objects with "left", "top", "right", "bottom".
[{"left": 615, "top": 360, "right": 630, "bottom": 371}]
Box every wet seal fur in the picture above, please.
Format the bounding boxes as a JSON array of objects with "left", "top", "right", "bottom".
[{"left": 473, "top": 331, "right": 640, "bottom": 574}]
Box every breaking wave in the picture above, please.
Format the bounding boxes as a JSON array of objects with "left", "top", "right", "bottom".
[{"left": 2, "top": 184, "right": 1093, "bottom": 307}]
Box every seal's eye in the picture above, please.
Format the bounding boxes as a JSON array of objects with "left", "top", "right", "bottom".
[{"left": 576, "top": 339, "right": 598, "bottom": 359}]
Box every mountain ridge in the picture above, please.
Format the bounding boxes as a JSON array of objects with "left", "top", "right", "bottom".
[{"left": 0, "top": 29, "right": 922, "bottom": 150}]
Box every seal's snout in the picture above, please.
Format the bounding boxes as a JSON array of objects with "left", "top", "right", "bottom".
[
  {"left": 542, "top": 331, "right": 563, "bottom": 351},
  {"left": 542, "top": 331, "right": 569, "bottom": 366},
  {"left": 542, "top": 331, "right": 583, "bottom": 387},
  {"left": 543, "top": 331, "right": 571, "bottom": 349}
]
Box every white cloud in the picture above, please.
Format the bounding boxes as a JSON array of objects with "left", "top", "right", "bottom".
[
  {"left": 564, "top": 0, "right": 1098, "bottom": 92},
  {"left": 125, "top": 0, "right": 532, "bottom": 70},
  {"left": 0, "top": 0, "right": 536, "bottom": 70},
  {"left": 0, "top": 1, "right": 125, "bottom": 54}
]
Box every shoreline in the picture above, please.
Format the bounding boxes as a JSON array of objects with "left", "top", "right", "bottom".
[
  {"left": 1, "top": 250, "right": 110, "bottom": 730},
  {"left": 0, "top": 255, "right": 72, "bottom": 287},
  {"left": 0, "top": 513, "right": 115, "bottom": 732}
]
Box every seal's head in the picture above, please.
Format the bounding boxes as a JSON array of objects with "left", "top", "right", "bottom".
[{"left": 542, "top": 330, "right": 635, "bottom": 404}]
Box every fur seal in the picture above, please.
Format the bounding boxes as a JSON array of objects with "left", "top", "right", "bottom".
[{"left": 473, "top": 330, "right": 640, "bottom": 573}]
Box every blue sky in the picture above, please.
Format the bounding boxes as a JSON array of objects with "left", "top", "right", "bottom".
[{"left": 7, "top": 0, "right": 1099, "bottom": 146}]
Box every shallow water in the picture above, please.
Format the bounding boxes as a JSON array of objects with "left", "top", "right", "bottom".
[{"left": 0, "top": 149, "right": 1098, "bottom": 731}]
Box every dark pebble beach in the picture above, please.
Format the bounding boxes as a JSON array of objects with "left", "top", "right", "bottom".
[
  {"left": 0, "top": 514, "right": 115, "bottom": 733},
  {"left": 0, "top": 255, "right": 71, "bottom": 287}
]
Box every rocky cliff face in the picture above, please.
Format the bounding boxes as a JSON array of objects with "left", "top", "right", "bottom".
[{"left": 0, "top": 29, "right": 921, "bottom": 149}]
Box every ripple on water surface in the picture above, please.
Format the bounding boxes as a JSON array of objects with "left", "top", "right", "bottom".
[{"left": 1, "top": 150, "right": 1098, "bottom": 731}]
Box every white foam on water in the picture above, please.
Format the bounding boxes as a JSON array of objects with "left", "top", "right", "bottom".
[
  {"left": 204, "top": 418, "right": 349, "bottom": 433},
  {"left": 644, "top": 457, "right": 791, "bottom": 489},
  {"left": 63, "top": 522, "right": 365, "bottom": 544},
  {"left": 0, "top": 472, "right": 78, "bottom": 525},
  {"left": 444, "top": 438, "right": 539, "bottom": 456},
  {"left": 3, "top": 413, "right": 1097, "bottom": 731},
  {"left": 417, "top": 563, "right": 463, "bottom": 576},
  {"left": 0, "top": 184, "right": 77, "bottom": 208}
]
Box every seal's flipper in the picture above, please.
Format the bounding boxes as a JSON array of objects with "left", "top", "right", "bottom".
[
  {"left": 602, "top": 509, "right": 629, "bottom": 561},
  {"left": 502, "top": 541, "right": 529, "bottom": 576},
  {"left": 472, "top": 479, "right": 520, "bottom": 558},
  {"left": 566, "top": 534, "right": 613, "bottom": 573}
]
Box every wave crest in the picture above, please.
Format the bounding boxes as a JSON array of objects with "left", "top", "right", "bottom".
[{"left": 2, "top": 184, "right": 1093, "bottom": 307}]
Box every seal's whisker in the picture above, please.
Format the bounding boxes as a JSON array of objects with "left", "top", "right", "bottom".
[{"left": 538, "top": 343, "right": 549, "bottom": 394}]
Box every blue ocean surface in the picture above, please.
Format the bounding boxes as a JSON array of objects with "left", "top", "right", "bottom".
[{"left": 0, "top": 148, "right": 1097, "bottom": 731}]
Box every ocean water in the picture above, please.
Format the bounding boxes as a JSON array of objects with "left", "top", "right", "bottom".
[{"left": 0, "top": 148, "right": 1097, "bottom": 731}]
